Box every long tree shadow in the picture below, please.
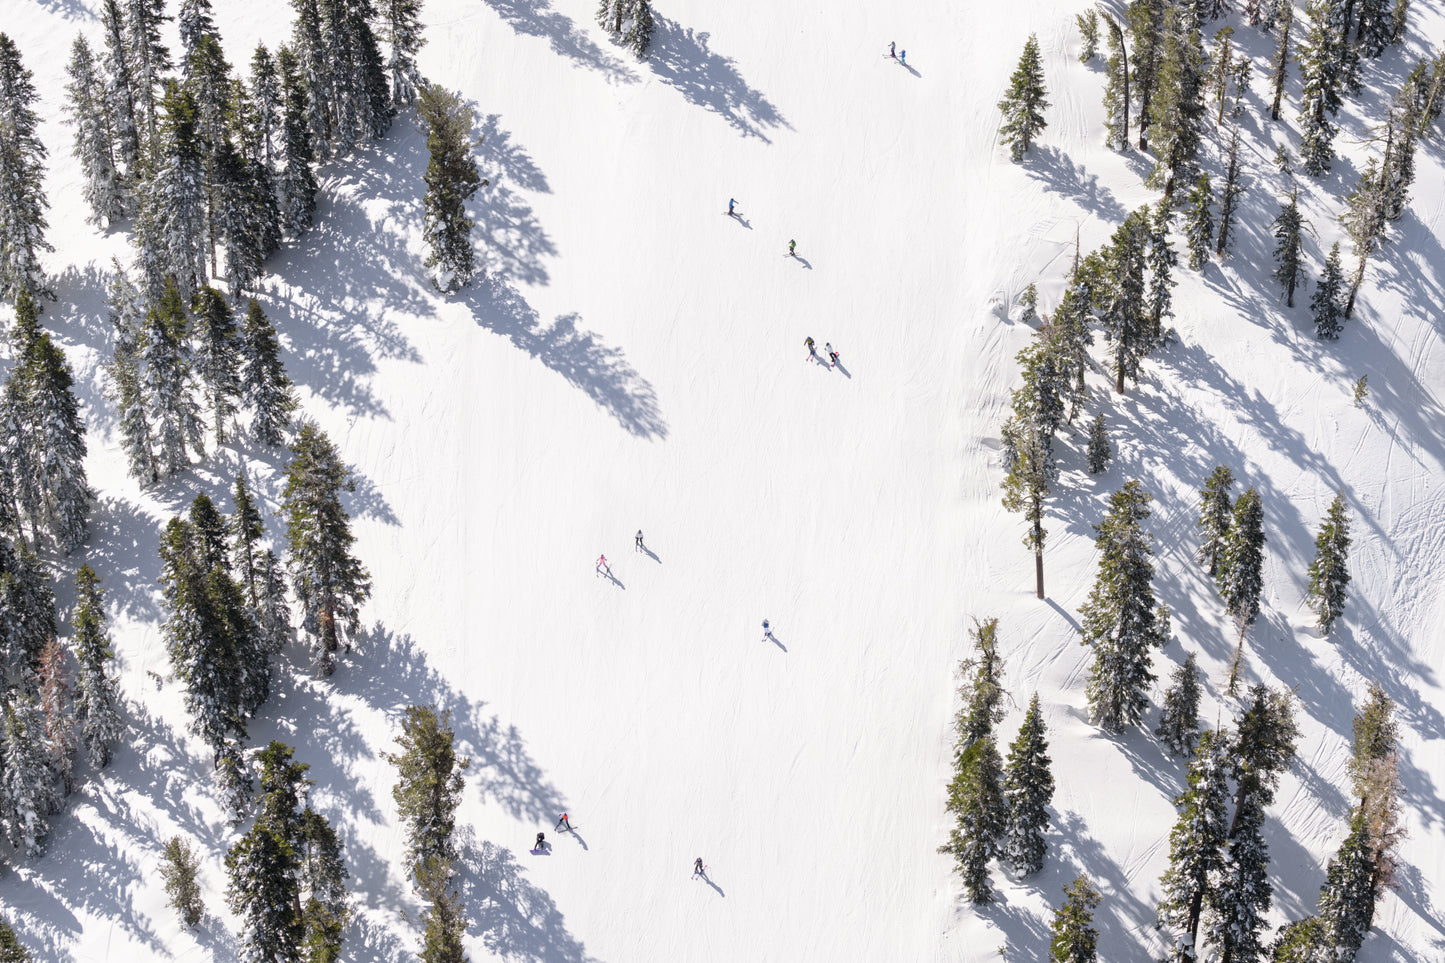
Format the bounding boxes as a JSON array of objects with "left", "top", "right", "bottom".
[
  {"left": 475, "top": 114, "right": 559, "bottom": 287},
  {"left": 457, "top": 836, "right": 602, "bottom": 962},
  {"left": 476, "top": 0, "right": 636, "bottom": 84},
  {"left": 645, "top": 17, "right": 791, "bottom": 143},
  {"left": 462, "top": 281, "right": 667, "bottom": 440},
  {"left": 1023, "top": 146, "right": 1128, "bottom": 222}
]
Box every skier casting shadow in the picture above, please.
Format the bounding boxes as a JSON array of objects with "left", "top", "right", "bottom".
[{"left": 833, "top": 357, "right": 852, "bottom": 379}]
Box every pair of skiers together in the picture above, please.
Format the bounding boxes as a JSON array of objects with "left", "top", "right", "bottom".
[
  {"left": 888, "top": 42, "right": 906, "bottom": 64},
  {"left": 535, "top": 813, "right": 573, "bottom": 850},
  {"left": 805, "top": 337, "right": 840, "bottom": 366}
]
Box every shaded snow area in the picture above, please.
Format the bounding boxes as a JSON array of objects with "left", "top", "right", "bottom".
[{"left": 1, "top": 0, "right": 1443, "bottom": 959}]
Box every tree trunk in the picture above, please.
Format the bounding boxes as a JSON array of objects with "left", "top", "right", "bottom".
[
  {"left": 1270, "top": 15, "right": 1290, "bottom": 121},
  {"left": 1115, "top": 343, "right": 1126, "bottom": 393},
  {"left": 1034, "top": 543, "right": 1045, "bottom": 600}
]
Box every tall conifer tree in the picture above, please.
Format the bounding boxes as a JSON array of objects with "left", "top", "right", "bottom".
[
  {"left": 1306, "top": 492, "right": 1351, "bottom": 635},
  {"left": 998, "top": 35, "right": 1050, "bottom": 161},
  {"left": 0, "top": 34, "right": 53, "bottom": 303}
]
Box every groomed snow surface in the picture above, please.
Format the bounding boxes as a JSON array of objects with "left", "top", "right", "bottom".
[{"left": 2, "top": 0, "right": 1443, "bottom": 959}]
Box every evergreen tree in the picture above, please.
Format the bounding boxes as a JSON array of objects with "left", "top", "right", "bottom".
[
  {"left": 1271, "top": 190, "right": 1308, "bottom": 307},
  {"left": 298, "top": 806, "right": 351, "bottom": 960},
  {"left": 142, "top": 281, "right": 206, "bottom": 478},
  {"left": 1079, "top": 479, "right": 1168, "bottom": 732},
  {"left": 1087, "top": 414, "right": 1112, "bottom": 474},
  {"left": 1045, "top": 277, "right": 1094, "bottom": 423},
  {"left": 1146, "top": 201, "right": 1177, "bottom": 346},
  {"left": 954, "top": 617, "right": 1006, "bottom": 750},
  {"left": 99, "top": 0, "right": 141, "bottom": 179},
  {"left": 0, "top": 34, "right": 53, "bottom": 303},
  {"left": 0, "top": 919, "right": 30, "bottom": 961},
  {"left": 1157, "top": 729, "right": 1232, "bottom": 963},
  {"left": 939, "top": 734, "right": 1006, "bottom": 903},
  {"left": 1077, "top": 10, "right": 1101, "bottom": 63},
  {"left": 72, "top": 565, "right": 124, "bottom": 768},
  {"left": 1156, "top": 652, "right": 1202, "bottom": 757},
  {"left": 1102, "top": 14, "right": 1132, "bottom": 149},
  {"left": 1001, "top": 413, "right": 1055, "bottom": 600},
  {"left": 64, "top": 35, "right": 127, "bottom": 229},
  {"left": 37, "top": 637, "right": 76, "bottom": 797},
  {"left": 1348, "top": 681, "right": 1396, "bottom": 804},
  {"left": 998, "top": 35, "right": 1050, "bottom": 162},
  {"left": 1128, "top": 0, "right": 1168, "bottom": 151},
  {"left": 239, "top": 300, "right": 298, "bottom": 445},
  {"left": 1269, "top": 0, "right": 1294, "bottom": 120},
  {"left": 107, "top": 328, "right": 158, "bottom": 486},
  {"left": 1002, "top": 693, "right": 1054, "bottom": 876},
  {"left": 1209, "top": 26, "right": 1236, "bottom": 124},
  {"left": 1214, "top": 127, "right": 1245, "bottom": 258},
  {"left": 177, "top": 0, "right": 219, "bottom": 71},
  {"left": 276, "top": 45, "right": 319, "bottom": 235},
  {"left": 1379, "top": 97, "right": 1418, "bottom": 221},
  {"left": 415, "top": 856, "right": 468, "bottom": 963},
  {"left": 626, "top": 0, "right": 656, "bottom": 60},
  {"left": 1147, "top": 7, "right": 1208, "bottom": 199},
  {"left": 1298, "top": 0, "right": 1346, "bottom": 174},
  {"left": 0, "top": 695, "right": 57, "bottom": 856},
  {"left": 1311, "top": 243, "right": 1345, "bottom": 339},
  {"left": 1312, "top": 491, "right": 1352, "bottom": 633},
  {"left": 290, "top": 0, "right": 333, "bottom": 157},
  {"left": 161, "top": 835, "right": 205, "bottom": 927},
  {"left": 215, "top": 738, "right": 254, "bottom": 822},
  {"left": 1208, "top": 793, "right": 1272, "bottom": 962},
  {"left": 1218, "top": 486, "right": 1265, "bottom": 637},
  {"left": 1050, "top": 875, "right": 1102, "bottom": 963},
  {"left": 384, "top": 705, "right": 470, "bottom": 879},
  {"left": 226, "top": 820, "right": 303, "bottom": 962},
  {"left": 417, "top": 84, "right": 481, "bottom": 292},
  {"left": 283, "top": 424, "right": 372, "bottom": 674},
  {"left": 0, "top": 537, "right": 57, "bottom": 680},
  {"left": 381, "top": 0, "right": 427, "bottom": 105},
  {"left": 1097, "top": 209, "right": 1157, "bottom": 393},
  {"left": 141, "top": 82, "right": 209, "bottom": 303},
  {"left": 192, "top": 286, "right": 243, "bottom": 446},
  {"left": 1339, "top": 160, "right": 1388, "bottom": 319},
  {"left": 124, "top": 0, "right": 172, "bottom": 151},
  {"left": 1184, "top": 173, "right": 1215, "bottom": 270},
  {"left": 231, "top": 472, "right": 265, "bottom": 609},
  {"left": 249, "top": 45, "right": 283, "bottom": 171},
  {"left": 1315, "top": 806, "right": 1377, "bottom": 961}
]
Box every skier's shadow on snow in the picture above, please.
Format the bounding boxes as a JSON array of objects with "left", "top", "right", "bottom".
[
  {"left": 561, "top": 827, "right": 589, "bottom": 851},
  {"left": 790, "top": 254, "right": 814, "bottom": 270},
  {"left": 639, "top": 545, "right": 662, "bottom": 564},
  {"left": 833, "top": 360, "right": 852, "bottom": 379},
  {"left": 897, "top": 61, "right": 920, "bottom": 78},
  {"left": 766, "top": 633, "right": 787, "bottom": 652},
  {"left": 698, "top": 872, "right": 726, "bottom": 897},
  {"left": 603, "top": 570, "right": 626, "bottom": 590},
  {"left": 728, "top": 214, "right": 753, "bottom": 230}
]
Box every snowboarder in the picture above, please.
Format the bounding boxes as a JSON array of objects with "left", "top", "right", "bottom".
[
  {"left": 728, "top": 198, "right": 737, "bottom": 216},
  {"left": 694, "top": 857, "right": 705, "bottom": 875},
  {"left": 788, "top": 239, "right": 796, "bottom": 257},
  {"left": 762, "top": 619, "right": 773, "bottom": 641},
  {"left": 556, "top": 813, "right": 571, "bottom": 832},
  {"left": 805, "top": 336, "right": 816, "bottom": 355},
  {"left": 635, "top": 530, "right": 644, "bottom": 552},
  {"left": 825, "top": 342, "right": 839, "bottom": 366},
  {"left": 535, "top": 831, "right": 546, "bottom": 851},
  {"left": 596, "top": 554, "right": 609, "bottom": 577},
  {"left": 888, "top": 41, "right": 896, "bottom": 59}
]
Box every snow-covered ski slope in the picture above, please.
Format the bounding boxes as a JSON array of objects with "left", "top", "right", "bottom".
[{"left": 2, "top": 0, "right": 1444, "bottom": 958}]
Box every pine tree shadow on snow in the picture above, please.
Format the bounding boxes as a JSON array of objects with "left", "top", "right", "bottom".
[
  {"left": 461, "top": 280, "right": 668, "bottom": 440},
  {"left": 1023, "top": 146, "right": 1127, "bottom": 223},
  {"left": 645, "top": 17, "right": 791, "bottom": 143},
  {"left": 456, "top": 835, "right": 602, "bottom": 962},
  {"left": 474, "top": 0, "right": 637, "bottom": 85},
  {"left": 475, "top": 114, "right": 558, "bottom": 288}
]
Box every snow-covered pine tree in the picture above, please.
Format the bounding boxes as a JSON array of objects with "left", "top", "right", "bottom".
[
  {"left": 0, "top": 537, "right": 58, "bottom": 680},
  {"left": 1207, "top": 791, "right": 1272, "bottom": 962},
  {"left": 283, "top": 423, "right": 372, "bottom": 674},
  {"left": 290, "top": 0, "right": 333, "bottom": 157},
  {"left": 383, "top": 705, "right": 470, "bottom": 881},
  {"left": 1044, "top": 272, "right": 1094, "bottom": 422},
  {"left": 124, "top": 0, "right": 172, "bottom": 152},
  {"left": 1016, "top": 283, "right": 1041, "bottom": 326},
  {"left": 1340, "top": 159, "right": 1388, "bottom": 319},
  {"left": 177, "top": 0, "right": 218, "bottom": 73},
  {"left": 0, "top": 920, "right": 31, "bottom": 961},
  {"left": 276, "top": 45, "right": 319, "bottom": 235},
  {"left": 1311, "top": 242, "right": 1345, "bottom": 339},
  {"left": 1215, "top": 127, "right": 1244, "bottom": 257},
  {"left": 99, "top": 0, "right": 141, "bottom": 179},
  {"left": 1077, "top": 10, "right": 1100, "bottom": 63},
  {"left": 142, "top": 82, "right": 209, "bottom": 303},
  {"left": 0, "top": 695, "right": 58, "bottom": 857},
  {"left": 192, "top": 286, "right": 242, "bottom": 446},
  {"left": 1079, "top": 479, "right": 1168, "bottom": 732},
  {"left": 1102, "top": 14, "right": 1132, "bottom": 149},
  {"left": 940, "top": 734, "right": 1006, "bottom": 903},
  {"left": 954, "top": 617, "right": 1006, "bottom": 749},
  {"left": 1001, "top": 413, "right": 1056, "bottom": 600},
  {"left": 381, "top": 0, "right": 426, "bottom": 105},
  {"left": 214, "top": 738, "right": 253, "bottom": 822},
  {"left": 1097, "top": 209, "right": 1158, "bottom": 393},
  {"left": 1271, "top": 190, "right": 1309, "bottom": 307},
  {"left": 239, "top": 300, "right": 298, "bottom": 445},
  {"left": 1298, "top": 0, "right": 1346, "bottom": 174},
  {"left": 416, "top": 855, "right": 467, "bottom": 963},
  {"left": 298, "top": 806, "right": 351, "bottom": 958},
  {"left": 1050, "top": 875, "right": 1102, "bottom": 963},
  {"left": 1087, "top": 414, "right": 1112, "bottom": 474},
  {"left": 1128, "top": 0, "right": 1168, "bottom": 151},
  {"left": 183, "top": 33, "right": 234, "bottom": 281},
  {"left": 226, "top": 820, "right": 303, "bottom": 960},
  {"left": 349, "top": 0, "right": 396, "bottom": 139},
  {"left": 64, "top": 36, "right": 127, "bottom": 229},
  {"left": 1003, "top": 692, "right": 1054, "bottom": 876},
  {"left": 1306, "top": 492, "right": 1351, "bottom": 636},
  {"left": 1218, "top": 486, "right": 1265, "bottom": 636},
  {"left": 1348, "top": 681, "right": 1396, "bottom": 804},
  {"left": 1184, "top": 173, "right": 1214, "bottom": 270},
  {"left": 14, "top": 323, "right": 92, "bottom": 552},
  {"left": 626, "top": 0, "right": 656, "bottom": 60},
  {"left": 0, "top": 34, "right": 54, "bottom": 304},
  {"left": 1157, "top": 728, "right": 1232, "bottom": 963},
  {"left": 256, "top": 548, "right": 293, "bottom": 656},
  {"left": 106, "top": 329, "right": 158, "bottom": 486},
  {"left": 1147, "top": 6, "right": 1208, "bottom": 200},
  {"left": 1269, "top": 0, "right": 1293, "bottom": 120},
  {"left": 231, "top": 472, "right": 264, "bottom": 609},
  {"left": 417, "top": 83, "right": 482, "bottom": 292},
  {"left": 142, "top": 281, "right": 206, "bottom": 478},
  {"left": 998, "top": 35, "right": 1050, "bottom": 162},
  {"left": 36, "top": 637, "right": 76, "bottom": 797},
  {"left": 1379, "top": 98, "right": 1418, "bottom": 221},
  {"left": 71, "top": 565, "right": 124, "bottom": 768},
  {"left": 1315, "top": 806, "right": 1377, "bottom": 961},
  {"left": 160, "top": 835, "right": 204, "bottom": 927},
  {"left": 1209, "top": 26, "right": 1235, "bottom": 123},
  {"left": 248, "top": 45, "right": 282, "bottom": 171},
  {"left": 1156, "top": 652, "right": 1202, "bottom": 757},
  {"left": 1146, "top": 201, "right": 1177, "bottom": 346}
]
